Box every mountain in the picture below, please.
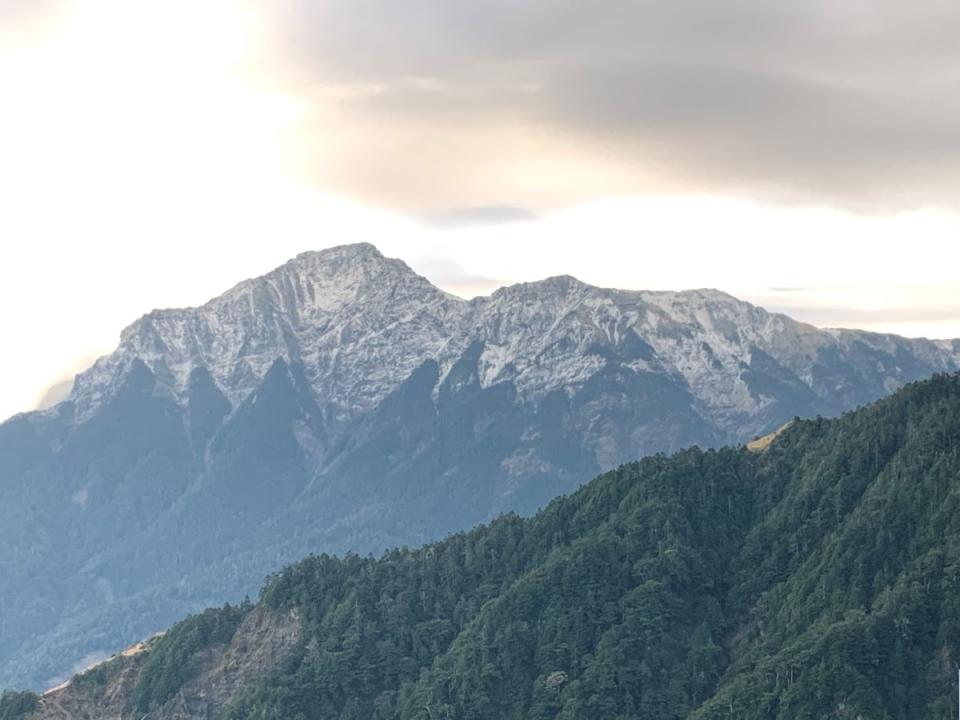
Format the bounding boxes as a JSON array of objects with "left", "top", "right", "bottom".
[
  {"left": 1, "top": 243, "right": 958, "bottom": 690},
  {"left": 10, "top": 371, "right": 960, "bottom": 719}
]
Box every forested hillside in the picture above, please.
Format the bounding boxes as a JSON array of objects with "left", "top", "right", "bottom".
[{"left": 13, "top": 372, "right": 960, "bottom": 719}]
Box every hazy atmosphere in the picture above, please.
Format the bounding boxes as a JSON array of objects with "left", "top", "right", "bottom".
[
  {"left": 2, "top": 0, "right": 959, "bottom": 421},
  {"left": 4, "top": 3, "right": 960, "bottom": 717}
]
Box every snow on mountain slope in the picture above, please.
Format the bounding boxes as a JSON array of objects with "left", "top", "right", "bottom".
[
  {"left": 70, "top": 243, "right": 468, "bottom": 423},
  {"left": 67, "top": 243, "right": 960, "bottom": 435}
]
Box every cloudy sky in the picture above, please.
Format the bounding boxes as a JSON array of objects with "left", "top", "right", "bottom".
[{"left": 1, "top": 0, "right": 959, "bottom": 421}]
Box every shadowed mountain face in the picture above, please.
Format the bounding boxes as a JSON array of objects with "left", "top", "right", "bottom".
[
  {"left": 17, "top": 373, "right": 960, "bottom": 720},
  {"left": 1, "top": 243, "right": 958, "bottom": 690}
]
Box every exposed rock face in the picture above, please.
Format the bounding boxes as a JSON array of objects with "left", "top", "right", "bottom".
[
  {"left": 72, "top": 244, "right": 467, "bottom": 424},
  {"left": 69, "top": 243, "right": 960, "bottom": 439},
  {"left": 31, "top": 607, "right": 300, "bottom": 720},
  {"left": 2, "top": 243, "right": 958, "bottom": 690}
]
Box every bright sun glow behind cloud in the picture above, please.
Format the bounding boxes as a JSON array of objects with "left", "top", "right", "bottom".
[
  {"left": 0, "top": 1, "right": 302, "bottom": 228},
  {"left": 0, "top": 1, "right": 958, "bottom": 423},
  {"left": 0, "top": 0, "right": 327, "bottom": 418}
]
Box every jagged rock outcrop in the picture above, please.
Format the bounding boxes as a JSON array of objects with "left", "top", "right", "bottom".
[{"left": 30, "top": 607, "right": 299, "bottom": 720}]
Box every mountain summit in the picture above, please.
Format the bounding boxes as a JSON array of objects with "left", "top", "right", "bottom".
[
  {"left": 67, "top": 243, "right": 959, "bottom": 436},
  {"left": 72, "top": 243, "right": 464, "bottom": 421},
  {"left": 2, "top": 243, "right": 958, "bottom": 689}
]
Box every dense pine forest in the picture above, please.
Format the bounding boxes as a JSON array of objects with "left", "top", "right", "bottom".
[{"left": 8, "top": 372, "right": 960, "bottom": 720}]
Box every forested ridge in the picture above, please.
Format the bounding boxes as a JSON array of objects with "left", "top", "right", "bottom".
[{"left": 11, "top": 372, "right": 960, "bottom": 719}]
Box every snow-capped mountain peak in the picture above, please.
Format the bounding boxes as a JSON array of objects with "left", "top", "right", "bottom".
[
  {"left": 68, "top": 243, "right": 960, "bottom": 436},
  {"left": 71, "top": 243, "right": 466, "bottom": 421}
]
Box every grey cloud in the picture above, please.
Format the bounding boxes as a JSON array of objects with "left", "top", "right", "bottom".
[
  {"left": 767, "top": 304, "right": 960, "bottom": 327},
  {"left": 423, "top": 206, "right": 539, "bottom": 228},
  {"left": 262, "top": 0, "right": 960, "bottom": 211}
]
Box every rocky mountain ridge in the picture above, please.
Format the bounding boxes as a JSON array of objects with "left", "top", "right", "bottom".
[{"left": 64, "top": 242, "right": 960, "bottom": 438}]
